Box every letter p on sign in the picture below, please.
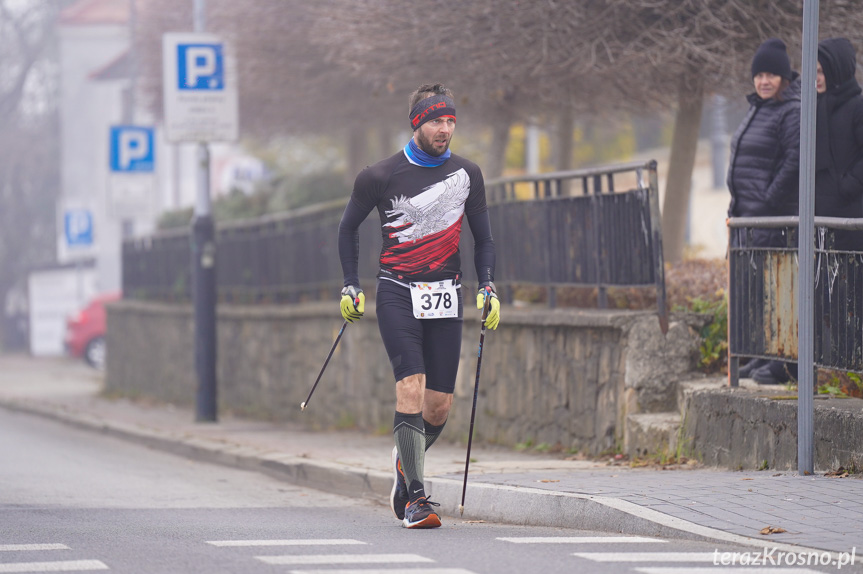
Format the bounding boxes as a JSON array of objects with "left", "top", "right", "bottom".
[
  {"left": 110, "top": 126, "right": 155, "bottom": 172},
  {"left": 178, "top": 44, "right": 224, "bottom": 90}
]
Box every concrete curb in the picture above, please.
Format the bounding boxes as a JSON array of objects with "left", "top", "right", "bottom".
[{"left": 0, "top": 398, "right": 840, "bottom": 558}]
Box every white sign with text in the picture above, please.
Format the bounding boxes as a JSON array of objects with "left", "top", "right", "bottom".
[{"left": 162, "top": 33, "right": 238, "bottom": 143}]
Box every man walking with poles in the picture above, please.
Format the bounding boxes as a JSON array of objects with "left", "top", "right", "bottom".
[{"left": 337, "top": 83, "right": 500, "bottom": 529}]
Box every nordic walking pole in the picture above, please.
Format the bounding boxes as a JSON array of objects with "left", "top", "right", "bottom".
[
  {"left": 300, "top": 318, "right": 349, "bottom": 411},
  {"left": 459, "top": 287, "right": 492, "bottom": 516}
]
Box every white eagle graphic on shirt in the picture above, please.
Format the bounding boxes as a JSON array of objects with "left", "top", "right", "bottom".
[{"left": 384, "top": 169, "right": 470, "bottom": 242}]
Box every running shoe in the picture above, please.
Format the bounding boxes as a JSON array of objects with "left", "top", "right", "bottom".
[
  {"left": 390, "top": 446, "right": 409, "bottom": 520},
  {"left": 403, "top": 496, "right": 441, "bottom": 529}
]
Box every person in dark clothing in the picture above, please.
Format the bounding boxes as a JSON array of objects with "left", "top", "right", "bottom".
[
  {"left": 727, "top": 38, "right": 801, "bottom": 383},
  {"left": 814, "top": 37, "right": 863, "bottom": 251},
  {"left": 337, "top": 83, "right": 499, "bottom": 529},
  {"left": 810, "top": 39, "right": 863, "bottom": 383}
]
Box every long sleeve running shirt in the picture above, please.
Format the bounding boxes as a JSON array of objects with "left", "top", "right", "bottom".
[{"left": 338, "top": 150, "right": 495, "bottom": 289}]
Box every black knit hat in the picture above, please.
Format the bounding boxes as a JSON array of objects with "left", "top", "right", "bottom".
[{"left": 751, "top": 38, "right": 792, "bottom": 80}]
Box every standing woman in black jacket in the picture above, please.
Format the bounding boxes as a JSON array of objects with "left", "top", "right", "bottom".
[
  {"left": 728, "top": 38, "right": 802, "bottom": 382},
  {"left": 815, "top": 37, "right": 863, "bottom": 250}
]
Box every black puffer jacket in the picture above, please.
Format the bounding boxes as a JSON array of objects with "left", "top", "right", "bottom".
[
  {"left": 728, "top": 74, "right": 801, "bottom": 246},
  {"left": 815, "top": 38, "right": 863, "bottom": 250}
]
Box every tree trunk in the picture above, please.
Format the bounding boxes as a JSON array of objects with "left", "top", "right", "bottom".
[
  {"left": 484, "top": 120, "right": 512, "bottom": 179},
  {"left": 554, "top": 106, "right": 575, "bottom": 172},
  {"left": 554, "top": 106, "right": 575, "bottom": 195},
  {"left": 662, "top": 73, "right": 705, "bottom": 263},
  {"left": 345, "top": 126, "right": 368, "bottom": 186},
  {"left": 376, "top": 126, "right": 397, "bottom": 159}
]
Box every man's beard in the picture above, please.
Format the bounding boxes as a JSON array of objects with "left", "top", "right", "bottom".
[{"left": 416, "top": 131, "right": 450, "bottom": 156}]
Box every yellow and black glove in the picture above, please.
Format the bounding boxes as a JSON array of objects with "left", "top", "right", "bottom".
[
  {"left": 340, "top": 285, "right": 365, "bottom": 323},
  {"left": 476, "top": 282, "right": 500, "bottom": 330}
]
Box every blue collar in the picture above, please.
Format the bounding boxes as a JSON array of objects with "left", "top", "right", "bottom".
[{"left": 404, "top": 138, "right": 451, "bottom": 167}]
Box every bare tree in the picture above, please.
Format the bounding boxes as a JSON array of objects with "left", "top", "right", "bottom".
[
  {"left": 0, "top": 0, "right": 59, "bottom": 118},
  {"left": 0, "top": 0, "right": 69, "bottom": 347},
  {"left": 585, "top": 0, "right": 801, "bottom": 262},
  {"left": 136, "top": 0, "right": 406, "bottom": 178},
  {"left": 137, "top": 1, "right": 863, "bottom": 258},
  {"left": 312, "top": 0, "right": 863, "bottom": 262}
]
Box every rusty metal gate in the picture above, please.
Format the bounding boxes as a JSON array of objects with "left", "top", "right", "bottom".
[{"left": 727, "top": 216, "right": 863, "bottom": 385}]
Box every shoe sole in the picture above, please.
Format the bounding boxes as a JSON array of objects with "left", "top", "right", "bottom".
[
  {"left": 390, "top": 446, "right": 406, "bottom": 520},
  {"left": 403, "top": 513, "right": 442, "bottom": 529}
]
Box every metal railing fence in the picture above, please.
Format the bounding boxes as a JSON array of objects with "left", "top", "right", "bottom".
[
  {"left": 123, "top": 160, "right": 667, "bottom": 330},
  {"left": 122, "top": 228, "right": 191, "bottom": 302},
  {"left": 479, "top": 160, "right": 667, "bottom": 331},
  {"left": 727, "top": 216, "right": 863, "bottom": 385}
]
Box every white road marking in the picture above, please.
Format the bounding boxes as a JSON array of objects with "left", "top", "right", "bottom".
[
  {"left": 257, "top": 553, "right": 434, "bottom": 565},
  {"left": 497, "top": 536, "right": 667, "bottom": 544},
  {"left": 0, "top": 560, "right": 108, "bottom": 573},
  {"left": 0, "top": 546, "right": 69, "bottom": 552},
  {"left": 636, "top": 568, "right": 825, "bottom": 574},
  {"left": 287, "top": 570, "right": 476, "bottom": 574},
  {"left": 573, "top": 552, "right": 719, "bottom": 562},
  {"left": 207, "top": 539, "right": 366, "bottom": 547}
]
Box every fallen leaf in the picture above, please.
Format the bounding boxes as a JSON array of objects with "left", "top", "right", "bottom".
[
  {"left": 760, "top": 526, "right": 787, "bottom": 535},
  {"left": 538, "top": 479, "right": 560, "bottom": 483},
  {"left": 747, "top": 488, "right": 753, "bottom": 492},
  {"left": 741, "top": 478, "right": 754, "bottom": 481},
  {"left": 825, "top": 467, "right": 850, "bottom": 478},
  {"left": 772, "top": 473, "right": 782, "bottom": 477},
  {"left": 462, "top": 520, "right": 485, "bottom": 524}
]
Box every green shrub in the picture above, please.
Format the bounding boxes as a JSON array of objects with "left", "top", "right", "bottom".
[{"left": 680, "top": 292, "right": 728, "bottom": 373}]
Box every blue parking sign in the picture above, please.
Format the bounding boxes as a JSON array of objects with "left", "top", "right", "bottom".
[
  {"left": 162, "top": 33, "right": 237, "bottom": 142},
  {"left": 177, "top": 43, "right": 224, "bottom": 90},
  {"left": 110, "top": 126, "right": 155, "bottom": 172},
  {"left": 65, "top": 209, "right": 93, "bottom": 247}
]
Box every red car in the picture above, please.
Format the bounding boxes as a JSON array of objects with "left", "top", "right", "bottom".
[{"left": 64, "top": 291, "right": 121, "bottom": 369}]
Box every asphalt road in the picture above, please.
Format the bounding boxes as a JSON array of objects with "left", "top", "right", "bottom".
[{"left": 1, "top": 409, "right": 856, "bottom": 574}]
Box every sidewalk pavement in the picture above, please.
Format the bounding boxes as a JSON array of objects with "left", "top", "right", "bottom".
[{"left": 1, "top": 353, "right": 861, "bottom": 558}]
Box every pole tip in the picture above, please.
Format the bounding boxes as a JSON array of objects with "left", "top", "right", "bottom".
[
  {"left": 300, "top": 402, "right": 306, "bottom": 411},
  {"left": 458, "top": 504, "right": 464, "bottom": 516}
]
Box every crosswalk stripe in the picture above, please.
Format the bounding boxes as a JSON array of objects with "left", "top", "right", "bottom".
[
  {"left": 0, "top": 560, "right": 108, "bottom": 573},
  {"left": 287, "top": 570, "right": 476, "bottom": 574},
  {"left": 636, "top": 568, "right": 825, "bottom": 574},
  {"left": 573, "top": 552, "right": 720, "bottom": 562},
  {"left": 497, "top": 537, "right": 667, "bottom": 544},
  {"left": 0, "top": 546, "right": 69, "bottom": 552},
  {"left": 207, "top": 539, "right": 366, "bottom": 547},
  {"left": 256, "top": 553, "right": 434, "bottom": 565}
]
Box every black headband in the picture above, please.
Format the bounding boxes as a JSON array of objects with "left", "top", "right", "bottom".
[{"left": 409, "top": 95, "right": 456, "bottom": 130}]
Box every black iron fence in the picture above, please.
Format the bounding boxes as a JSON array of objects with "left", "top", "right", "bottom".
[
  {"left": 123, "top": 159, "right": 667, "bottom": 329},
  {"left": 727, "top": 216, "right": 863, "bottom": 385}
]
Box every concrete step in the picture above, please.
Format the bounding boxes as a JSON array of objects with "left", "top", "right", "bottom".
[{"left": 624, "top": 412, "right": 681, "bottom": 459}]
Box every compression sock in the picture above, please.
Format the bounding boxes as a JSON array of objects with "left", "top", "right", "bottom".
[
  {"left": 394, "top": 411, "right": 426, "bottom": 501},
  {"left": 423, "top": 418, "right": 447, "bottom": 451}
]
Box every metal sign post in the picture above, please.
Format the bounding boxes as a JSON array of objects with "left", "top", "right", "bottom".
[
  {"left": 798, "top": 0, "right": 819, "bottom": 475},
  {"left": 162, "top": 0, "right": 238, "bottom": 422}
]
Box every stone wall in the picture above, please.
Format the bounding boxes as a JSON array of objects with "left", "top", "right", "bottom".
[
  {"left": 106, "top": 300, "right": 704, "bottom": 455},
  {"left": 680, "top": 382, "right": 863, "bottom": 471}
]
